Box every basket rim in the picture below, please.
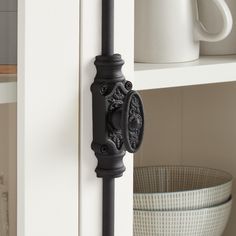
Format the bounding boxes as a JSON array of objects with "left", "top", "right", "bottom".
[
  {"left": 134, "top": 165, "right": 233, "bottom": 195},
  {"left": 133, "top": 197, "right": 232, "bottom": 213}
]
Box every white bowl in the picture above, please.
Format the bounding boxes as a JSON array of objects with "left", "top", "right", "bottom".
[
  {"left": 134, "top": 166, "right": 233, "bottom": 210},
  {"left": 134, "top": 198, "right": 232, "bottom": 236}
]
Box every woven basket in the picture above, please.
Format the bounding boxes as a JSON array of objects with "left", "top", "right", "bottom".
[
  {"left": 134, "top": 166, "right": 232, "bottom": 210},
  {"left": 134, "top": 198, "right": 232, "bottom": 236}
]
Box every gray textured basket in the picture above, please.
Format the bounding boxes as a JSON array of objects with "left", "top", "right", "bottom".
[
  {"left": 134, "top": 166, "right": 233, "bottom": 210},
  {"left": 134, "top": 198, "right": 232, "bottom": 236}
]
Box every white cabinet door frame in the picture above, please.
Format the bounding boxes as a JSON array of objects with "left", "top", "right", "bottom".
[
  {"left": 17, "top": 0, "right": 79, "bottom": 235},
  {"left": 79, "top": 0, "right": 134, "bottom": 236},
  {"left": 17, "top": 0, "right": 133, "bottom": 235}
]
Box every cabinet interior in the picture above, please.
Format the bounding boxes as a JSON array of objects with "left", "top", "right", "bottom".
[
  {"left": 134, "top": 82, "right": 236, "bottom": 236},
  {"left": 0, "top": 0, "right": 17, "bottom": 234},
  {"left": 0, "top": 103, "right": 16, "bottom": 236}
]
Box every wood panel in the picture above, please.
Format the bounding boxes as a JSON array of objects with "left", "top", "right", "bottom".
[{"left": 0, "top": 65, "right": 16, "bottom": 74}]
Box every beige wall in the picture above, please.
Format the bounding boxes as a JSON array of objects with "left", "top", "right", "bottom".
[
  {"left": 0, "top": 104, "right": 16, "bottom": 236},
  {"left": 0, "top": 104, "right": 10, "bottom": 186},
  {"left": 135, "top": 82, "right": 236, "bottom": 235},
  {"left": 8, "top": 103, "right": 16, "bottom": 236}
]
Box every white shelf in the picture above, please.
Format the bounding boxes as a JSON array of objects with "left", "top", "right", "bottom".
[
  {"left": 134, "top": 55, "right": 236, "bottom": 91},
  {"left": 0, "top": 74, "right": 17, "bottom": 104}
]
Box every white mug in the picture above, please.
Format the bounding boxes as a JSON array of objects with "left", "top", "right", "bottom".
[
  {"left": 199, "top": 0, "right": 236, "bottom": 55},
  {"left": 134, "top": 0, "right": 233, "bottom": 63}
]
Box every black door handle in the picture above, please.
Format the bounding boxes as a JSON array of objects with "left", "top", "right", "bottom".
[{"left": 91, "top": 54, "right": 144, "bottom": 178}]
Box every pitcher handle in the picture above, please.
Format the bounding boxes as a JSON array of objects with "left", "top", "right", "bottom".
[{"left": 195, "top": 0, "right": 233, "bottom": 42}]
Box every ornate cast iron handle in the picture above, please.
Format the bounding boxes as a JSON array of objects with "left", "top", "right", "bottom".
[
  {"left": 122, "top": 91, "right": 144, "bottom": 153},
  {"left": 91, "top": 54, "right": 144, "bottom": 178},
  {"left": 111, "top": 90, "right": 144, "bottom": 153}
]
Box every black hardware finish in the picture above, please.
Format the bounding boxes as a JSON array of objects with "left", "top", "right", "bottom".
[
  {"left": 103, "top": 178, "right": 115, "bottom": 236},
  {"left": 91, "top": 0, "right": 144, "bottom": 235},
  {"left": 102, "top": 0, "right": 114, "bottom": 55}
]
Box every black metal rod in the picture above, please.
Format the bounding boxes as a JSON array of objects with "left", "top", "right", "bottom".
[
  {"left": 102, "top": 1, "right": 115, "bottom": 234},
  {"left": 103, "top": 178, "right": 115, "bottom": 236},
  {"left": 102, "top": 0, "right": 114, "bottom": 55}
]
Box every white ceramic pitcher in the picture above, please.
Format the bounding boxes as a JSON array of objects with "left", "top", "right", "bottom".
[
  {"left": 199, "top": 0, "right": 236, "bottom": 55},
  {"left": 135, "top": 0, "right": 233, "bottom": 63}
]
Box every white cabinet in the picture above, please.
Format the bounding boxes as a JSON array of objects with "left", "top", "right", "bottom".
[
  {"left": 1, "top": 0, "right": 236, "bottom": 235},
  {"left": 17, "top": 0, "right": 79, "bottom": 235}
]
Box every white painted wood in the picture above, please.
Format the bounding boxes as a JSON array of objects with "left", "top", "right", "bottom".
[
  {"left": 134, "top": 56, "right": 236, "bottom": 90},
  {"left": 17, "top": 0, "right": 79, "bottom": 235},
  {"left": 0, "top": 75, "right": 16, "bottom": 104},
  {"left": 79, "top": 0, "right": 134, "bottom": 235},
  {"left": 0, "top": 82, "right": 16, "bottom": 104}
]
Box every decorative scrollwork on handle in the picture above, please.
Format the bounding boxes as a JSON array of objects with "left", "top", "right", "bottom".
[{"left": 122, "top": 91, "right": 144, "bottom": 153}]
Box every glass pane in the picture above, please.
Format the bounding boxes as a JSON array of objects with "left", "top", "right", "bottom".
[{"left": 0, "top": 0, "right": 17, "bottom": 235}]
